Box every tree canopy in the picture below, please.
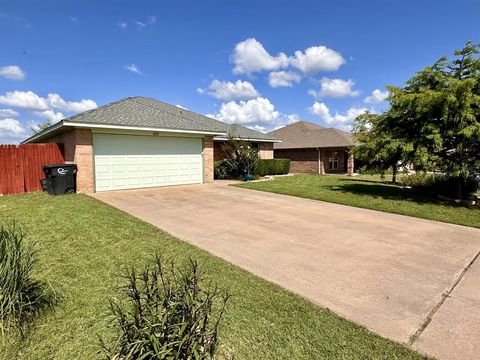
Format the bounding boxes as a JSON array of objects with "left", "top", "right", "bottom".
[{"left": 353, "top": 41, "right": 480, "bottom": 191}]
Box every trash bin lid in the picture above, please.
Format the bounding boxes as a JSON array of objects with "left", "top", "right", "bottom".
[{"left": 42, "top": 163, "right": 77, "bottom": 169}]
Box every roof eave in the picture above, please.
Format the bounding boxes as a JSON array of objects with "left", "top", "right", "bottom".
[
  {"left": 22, "top": 121, "right": 228, "bottom": 144},
  {"left": 213, "top": 136, "right": 281, "bottom": 143}
]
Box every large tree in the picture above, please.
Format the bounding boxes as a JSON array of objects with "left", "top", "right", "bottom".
[{"left": 354, "top": 41, "right": 480, "bottom": 194}]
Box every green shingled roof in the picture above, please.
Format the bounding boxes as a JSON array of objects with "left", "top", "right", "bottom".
[{"left": 63, "top": 97, "right": 279, "bottom": 141}]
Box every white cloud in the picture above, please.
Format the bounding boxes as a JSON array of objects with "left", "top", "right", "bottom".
[
  {"left": 309, "top": 101, "right": 369, "bottom": 130},
  {"left": 0, "top": 117, "right": 28, "bottom": 143},
  {"left": 147, "top": 16, "right": 156, "bottom": 24},
  {"left": 124, "top": 64, "right": 142, "bottom": 75},
  {"left": 34, "top": 110, "right": 65, "bottom": 123},
  {"left": 45, "top": 93, "right": 97, "bottom": 112},
  {"left": 0, "top": 65, "right": 26, "bottom": 80},
  {"left": 197, "top": 79, "right": 259, "bottom": 101},
  {"left": 134, "top": 20, "right": 146, "bottom": 27},
  {"left": 231, "top": 38, "right": 289, "bottom": 75},
  {"left": 207, "top": 97, "right": 299, "bottom": 132},
  {"left": 0, "top": 118, "right": 25, "bottom": 135},
  {"left": 230, "top": 38, "right": 345, "bottom": 77},
  {"left": 309, "top": 78, "right": 360, "bottom": 98},
  {"left": 0, "top": 90, "right": 96, "bottom": 125},
  {"left": 118, "top": 21, "right": 128, "bottom": 28},
  {"left": 364, "top": 89, "right": 388, "bottom": 104},
  {"left": 69, "top": 16, "right": 78, "bottom": 22},
  {"left": 175, "top": 104, "right": 189, "bottom": 110},
  {"left": 268, "top": 71, "right": 302, "bottom": 88},
  {"left": 290, "top": 46, "right": 345, "bottom": 75},
  {"left": 0, "top": 109, "right": 19, "bottom": 117}
]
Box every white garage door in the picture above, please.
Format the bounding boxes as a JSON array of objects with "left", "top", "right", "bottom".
[{"left": 93, "top": 133, "right": 203, "bottom": 192}]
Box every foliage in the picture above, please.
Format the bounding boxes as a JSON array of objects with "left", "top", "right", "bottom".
[
  {"left": 0, "top": 223, "right": 57, "bottom": 335},
  {"left": 400, "top": 173, "right": 479, "bottom": 199},
  {"left": 30, "top": 121, "right": 52, "bottom": 134},
  {"left": 214, "top": 160, "right": 233, "bottom": 180},
  {"left": 100, "top": 256, "right": 230, "bottom": 360},
  {"left": 353, "top": 112, "right": 412, "bottom": 183},
  {"left": 353, "top": 41, "right": 480, "bottom": 195},
  {"left": 254, "top": 159, "right": 291, "bottom": 176},
  {"left": 215, "top": 137, "right": 259, "bottom": 179}
]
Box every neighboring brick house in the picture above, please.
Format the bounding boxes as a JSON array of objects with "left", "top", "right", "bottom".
[
  {"left": 269, "top": 121, "right": 355, "bottom": 176},
  {"left": 22, "top": 97, "right": 279, "bottom": 193}
]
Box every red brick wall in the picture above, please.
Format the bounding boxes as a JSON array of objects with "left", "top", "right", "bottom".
[
  {"left": 44, "top": 128, "right": 93, "bottom": 193},
  {"left": 274, "top": 147, "right": 350, "bottom": 174},
  {"left": 275, "top": 148, "right": 319, "bottom": 173}
]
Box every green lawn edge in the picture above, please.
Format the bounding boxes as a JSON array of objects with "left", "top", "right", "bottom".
[
  {"left": 0, "top": 192, "right": 427, "bottom": 359},
  {"left": 235, "top": 174, "right": 479, "bottom": 229}
]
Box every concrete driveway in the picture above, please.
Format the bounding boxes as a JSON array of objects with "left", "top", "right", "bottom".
[{"left": 93, "top": 182, "right": 480, "bottom": 360}]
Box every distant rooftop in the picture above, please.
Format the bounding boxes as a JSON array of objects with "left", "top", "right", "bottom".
[{"left": 269, "top": 121, "right": 354, "bottom": 149}]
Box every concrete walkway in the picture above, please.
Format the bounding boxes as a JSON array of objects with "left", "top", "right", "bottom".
[{"left": 93, "top": 182, "right": 480, "bottom": 360}]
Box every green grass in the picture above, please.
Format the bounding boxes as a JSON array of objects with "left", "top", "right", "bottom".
[
  {"left": 0, "top": 193, "right": 427, "bottom": 359},
  {"left": 236, "top": 174, "right": 480, "bottom": 228}
]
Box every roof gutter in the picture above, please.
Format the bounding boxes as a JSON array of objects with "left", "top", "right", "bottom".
[{"left": 213, "top": 136, "right": 282, "bottom": 143}]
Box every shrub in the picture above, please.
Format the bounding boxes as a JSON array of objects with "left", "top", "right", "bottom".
[
  {"left": 0, "top": 223, "right": 57, "bottom": 335},
  {"left": 100, "top": 256, "right": 230, "bottom": 359},
  {"left": 214, "top": 160, "right": 233, "bottom": 180},
  {"left": 254, "top": 159, "right": 291, "bottom": 176},
  {"left": 214, "top": 138, "right": 259, "bottom": 180},
  {"left": 400, "top": 172, "right": 479, "bottom": 199}
]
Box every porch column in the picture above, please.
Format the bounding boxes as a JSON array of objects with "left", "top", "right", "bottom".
[
  {"left": 347, "top": 152, "right": 354, "bottom": 176},
  {"left": 318, "top": 148, "right": 325, "bottom": 175}
]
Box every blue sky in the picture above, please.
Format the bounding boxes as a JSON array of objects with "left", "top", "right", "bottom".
[{"left": 0, "top": 0, "right": 479, "bottom": 143}]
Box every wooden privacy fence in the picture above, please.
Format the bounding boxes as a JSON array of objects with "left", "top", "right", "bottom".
[{"left": 0, "top": 144, "right": 64, "bottom": 195}]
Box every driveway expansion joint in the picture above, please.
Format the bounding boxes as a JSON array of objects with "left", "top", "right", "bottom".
[{"left": 408, "top": 249, "right": 480, "bottom": 346}]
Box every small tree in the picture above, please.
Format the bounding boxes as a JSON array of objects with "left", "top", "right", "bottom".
[
  {"left": 221, "top": 137, "right": 258, "bottom": 178},
  {"left": 353, "top": 112, "right": 412, "bottom": 183}
]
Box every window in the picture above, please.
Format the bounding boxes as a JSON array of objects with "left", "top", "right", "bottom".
[{"left": 329, "top": 151, "right": 338, "bottom": 170}]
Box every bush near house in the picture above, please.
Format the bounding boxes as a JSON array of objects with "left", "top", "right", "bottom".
[
  {"left": 215, "top": 158, "right": 291, "bottom": 179},
  {"left": 254, "top": 159, "right": 291, "bottom": 177}
]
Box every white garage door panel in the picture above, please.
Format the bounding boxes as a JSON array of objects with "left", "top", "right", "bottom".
[{"left": 93, "top": 134, "right": 203, "bottom": 192}]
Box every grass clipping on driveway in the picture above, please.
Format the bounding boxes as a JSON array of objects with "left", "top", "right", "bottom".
[
  {"left": 237, "top": 174, "right": 480, "bottom": 229},
  {"left": 0, "top": 193, "right": 425, "bottom": 359}
]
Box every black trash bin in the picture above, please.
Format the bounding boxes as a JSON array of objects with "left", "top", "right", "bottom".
[{"left": 41, "top": 164, "right": 77, "bottom": 195}]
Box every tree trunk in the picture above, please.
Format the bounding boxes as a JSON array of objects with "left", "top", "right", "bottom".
[{"left": 392, "top": 166, "right": 397, "bottom": 184}]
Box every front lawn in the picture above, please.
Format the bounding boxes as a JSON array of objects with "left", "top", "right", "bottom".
[
  {"left": 236, "top": 174, "right": 480, "bottom": 228},
  {"left": 0, "top": 193, "right": 425, "bottom": 359}
]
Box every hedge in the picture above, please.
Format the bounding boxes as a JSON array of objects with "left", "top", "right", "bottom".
[{"left": 254, "top": 159, "right": 291, "bottom": 176}]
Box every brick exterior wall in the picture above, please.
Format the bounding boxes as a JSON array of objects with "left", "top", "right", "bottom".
[
  {"left": 203, "top": 136, "right": 214, "bottom": 183},
  {"left": 45, "top": 128, "right": 94, "bottom": 193},
  {"left": 258, "top": 142, "right": 274, "bottom": 159},
  {"left": 274, "top": 147, "right": 351, "bottom": 174},
  {"left": 275, "top": 148, "right": 319, "bottom": 173},
  {"left": 74, "top": 129, "right": 94, "bottom": 192}
]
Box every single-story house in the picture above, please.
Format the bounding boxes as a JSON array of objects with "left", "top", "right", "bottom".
[
  {"left": 22, "top": 97, "right": 280, "bottom": 192},
  {"left": 269, "top": 121, "right": 355, "bottom": 175}
]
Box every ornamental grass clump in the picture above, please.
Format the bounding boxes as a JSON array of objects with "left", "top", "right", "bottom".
[
  {"left": 0, "top": 223, "right": 57, "bottom": 335},
  {"left": 100, "top": 256, "right": 230, "bottom": 360}
]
